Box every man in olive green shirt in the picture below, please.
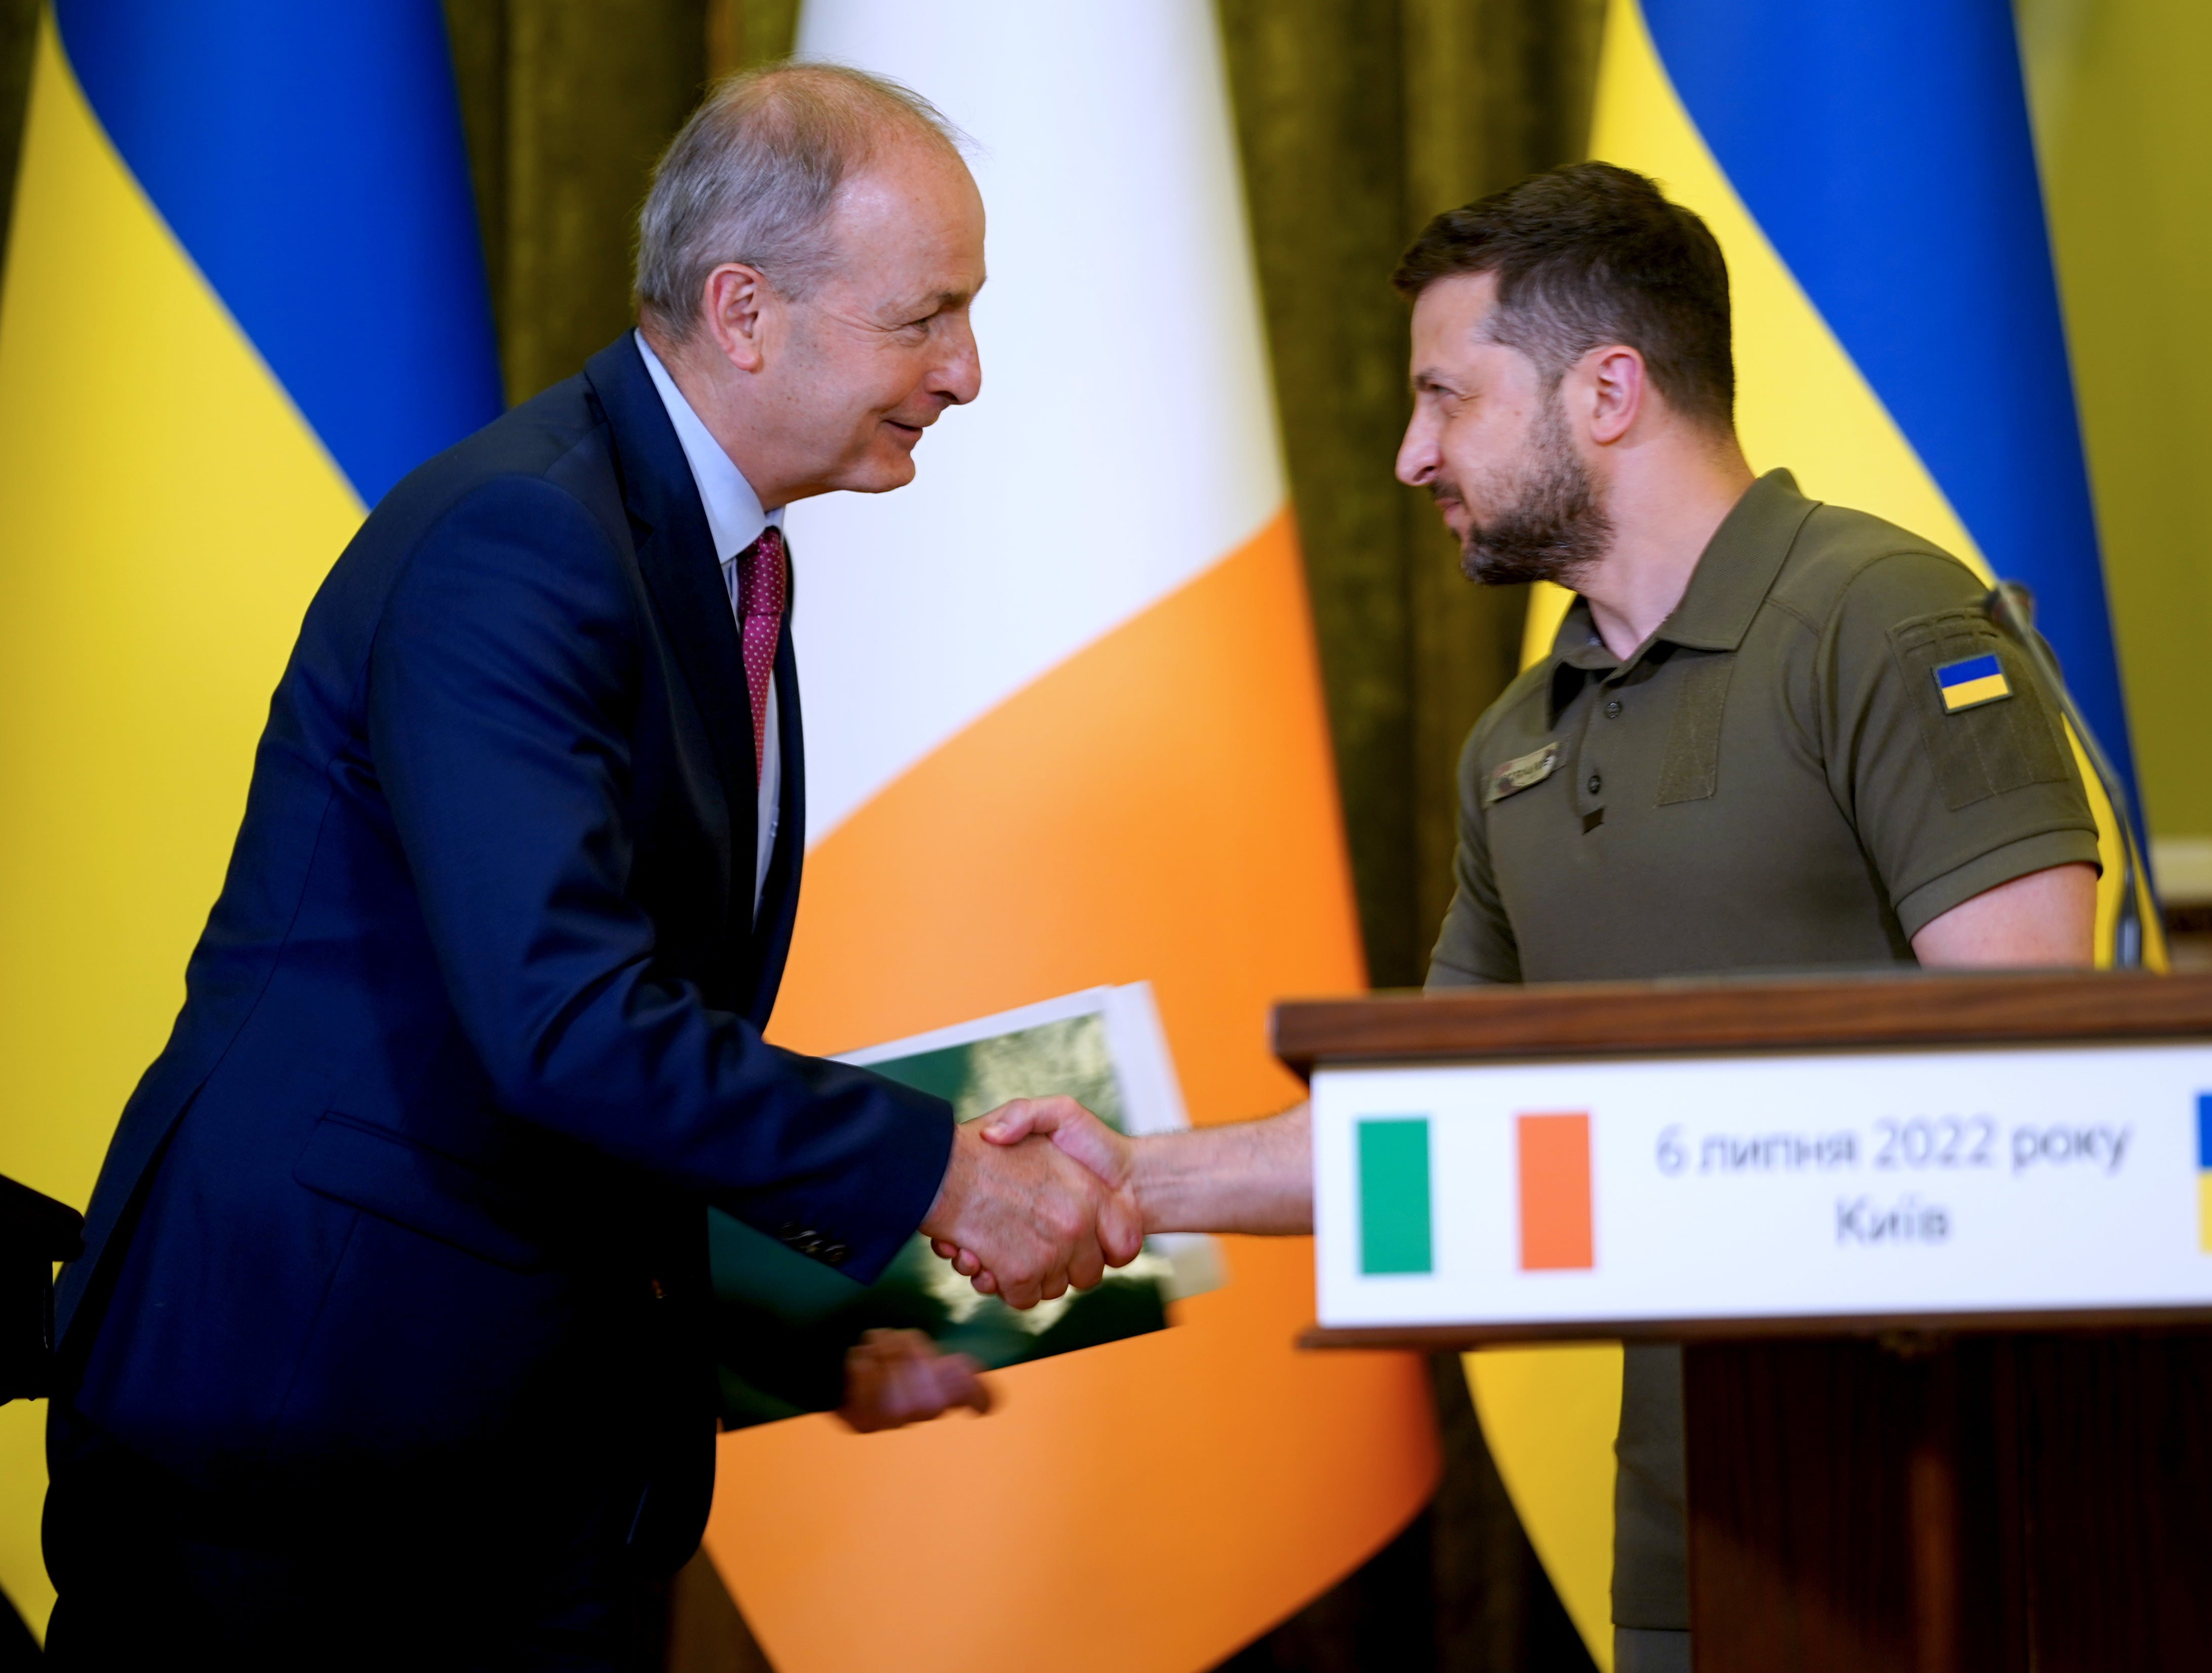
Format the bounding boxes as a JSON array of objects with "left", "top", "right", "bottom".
[
  {"left": 946, "top": 163, "right": 2097, "bottom": 1672},
  {"left": 1433, "top": 460, "right": 2098, "bottom": 988}
]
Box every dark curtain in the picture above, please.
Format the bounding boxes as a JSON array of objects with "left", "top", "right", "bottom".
[
  {"left": 1218, "top": 0, "right": 1602, "bottom": 992},
  {"left": 1215, "top": 9, "right": 1607, "bottom": 1658},
  {"left": 0, "top": 0, "right": 31, "bottom": 276},
  {"left": 0, "top": 2, "right": 1604, "bottom": 1666}
]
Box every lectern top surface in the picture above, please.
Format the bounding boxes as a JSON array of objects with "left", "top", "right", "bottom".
[{"left": 1273, "top": 968, "right": 2212, "bottom": 1073}]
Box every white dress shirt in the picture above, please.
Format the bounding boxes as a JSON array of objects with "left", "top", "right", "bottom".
[{"left": 635, "top": 331, "right": 784, "bottom": 921}]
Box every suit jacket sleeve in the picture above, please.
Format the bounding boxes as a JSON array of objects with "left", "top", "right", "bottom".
[{"left": 366, "top": 473, "right": 951, "bottom": 1282}]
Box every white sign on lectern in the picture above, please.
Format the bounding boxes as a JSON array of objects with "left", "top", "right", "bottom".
[{"left": 1312, "top": 1043, "right": 2212, "bottom": 1335}]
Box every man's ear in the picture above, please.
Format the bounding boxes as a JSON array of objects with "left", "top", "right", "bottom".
[
  {"left": 701, "top": 262, "right": 772, "bottom": 375},
  {"left": 1585, "top": 344, "right": 1646, "bottom": 446}
]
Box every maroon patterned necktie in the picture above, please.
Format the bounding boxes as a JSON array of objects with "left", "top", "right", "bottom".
[{"left": 733, "top": 525, "right": 786, "bottom": 785}]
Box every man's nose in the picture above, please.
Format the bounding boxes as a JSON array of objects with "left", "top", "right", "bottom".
[
  {"left": 933, "top": 318, "right": 982, "bottom": 407},
  {"left": 1396, "top": 412, "right": 1438, "bottom": 488}
]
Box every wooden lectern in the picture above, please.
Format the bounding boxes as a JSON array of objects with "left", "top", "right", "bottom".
[{"left": 1280, "top": 970, "right": 2212, "bottom": 1672}]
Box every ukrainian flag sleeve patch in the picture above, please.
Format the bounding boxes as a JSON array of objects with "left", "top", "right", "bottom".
[{"left": 1934, "top": 651, "right": 2012, "bottom": 713}]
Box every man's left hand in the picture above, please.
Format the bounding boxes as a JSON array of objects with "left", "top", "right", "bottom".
[{"left": 837, "top": 1328, "right": 994, "bottom": 1433}]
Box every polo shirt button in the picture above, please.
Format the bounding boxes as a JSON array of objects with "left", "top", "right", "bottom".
[
  {"left": 1604, "top": 699, "right": 1622, "bottom": 719},
  {"left": 1587, "top": 773, "right": 1602, "bottom": 795}
]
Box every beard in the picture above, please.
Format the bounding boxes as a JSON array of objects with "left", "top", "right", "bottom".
[{"left": 1442, "top": 396, "right": 1613, "bottom": 589}]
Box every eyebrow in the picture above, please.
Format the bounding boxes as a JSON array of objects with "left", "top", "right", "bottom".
[{"left": 889, "top": 281, "right": 983, "bottom": 319}]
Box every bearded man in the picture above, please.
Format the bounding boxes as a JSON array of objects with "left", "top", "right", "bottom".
[{"left": 962, "top": 162, "right": 2101, "bottom": 1672}]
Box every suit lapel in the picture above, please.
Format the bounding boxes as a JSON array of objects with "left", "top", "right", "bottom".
[
  {"left": 636, "top": 520, "right": 755, "bottom": 803},
  {"left": 583, "top": 337, "right": 759, "bottom": 947}
]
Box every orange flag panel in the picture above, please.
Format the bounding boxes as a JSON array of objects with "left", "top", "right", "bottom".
[
  {"left": 1516, "top": 1113, "right": 1595, "bottom": 1273},
  {"left": 708, "top": 514, "right": 1438, "bottom": 1672}
]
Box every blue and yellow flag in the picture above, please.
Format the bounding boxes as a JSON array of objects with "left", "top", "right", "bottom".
[
  {"left": 1643, "top": 0, "right": 2134, "bottom": 797},
  {"left": 2196, "top": 1094, "right": 2212, "bottom": 1255},
  {"left": 0, "top": 2, "right": 498, "bottom": 1635},
  {"left": 1936, "top": 653, "right": 2013, "bottom": 715},
  {"left": 1487, "top": 3, "right": 2157, "bottom": 1663}
]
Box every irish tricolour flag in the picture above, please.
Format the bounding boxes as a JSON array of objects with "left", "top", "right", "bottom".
[
  {"left": 696, "top": 7, "right": 1439, "bottom": 1671},
  {"left": 1354, "top": 1111, "right": 1596, "bottom": 1276}
]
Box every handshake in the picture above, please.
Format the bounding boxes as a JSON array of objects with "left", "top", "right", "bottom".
[
  {"left": 920, "top": 1095, "right": 1146, "bottom": 1307},
  {"left": 836, "top": 1096, "right": 1140, "bottom": 1434},
  {"left": 837, "top": 1094, "right": 1314, "bottom": 1432}
]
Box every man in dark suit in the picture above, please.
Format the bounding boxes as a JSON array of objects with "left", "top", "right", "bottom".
[{"left": 43, "top": 64, "right": 1133, "bottom": 1669}]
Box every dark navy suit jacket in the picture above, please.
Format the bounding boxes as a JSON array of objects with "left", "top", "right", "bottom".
[{"left": 54, "top": 336, "right": 953, "bottom": 1567}]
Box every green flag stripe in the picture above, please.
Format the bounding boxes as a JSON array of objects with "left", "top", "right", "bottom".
[{"left": 1358, "top": 1117, "right": 1433, "bottom": 1275}]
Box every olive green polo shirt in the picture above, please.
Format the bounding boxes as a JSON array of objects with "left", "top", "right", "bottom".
[
  {"left": 1429, "top": 469, "right": 2099, "bottom": 988},
  {"left": 1426, "top": 469, "right": 2100, "bottom": 1632}
]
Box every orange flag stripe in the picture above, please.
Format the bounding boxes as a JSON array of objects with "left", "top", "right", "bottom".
[
  {"left": 707, "top": 511, "right": 1438, "bottom": 1672},
  {"left": 1516, "top": 1113, "right": 1595, "bottom": 1273}
]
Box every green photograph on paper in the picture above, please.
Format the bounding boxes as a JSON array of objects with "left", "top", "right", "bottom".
[{"left": 706, "top": 984, "right": 1223, "bottom": 1428}]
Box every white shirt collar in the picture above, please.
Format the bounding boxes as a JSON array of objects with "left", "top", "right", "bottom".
[{"left": 634, "top": 329, "right": 782, "bottom": 565}]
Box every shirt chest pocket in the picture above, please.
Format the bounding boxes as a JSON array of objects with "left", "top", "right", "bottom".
[{"left": 1653, "top": 651, "right": 1736, "bottom": 805}]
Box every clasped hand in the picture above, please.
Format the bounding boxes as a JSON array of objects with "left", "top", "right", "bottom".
[
  {"left": 924, "top": 1096, "right": 1136, "bottom": 1302},
  {"left": 917, "top": 1096, "right": 1141, "bottom": 1309},
  {"left": 837, "top": 1098, "right": 1139, "bottom": 1435}
]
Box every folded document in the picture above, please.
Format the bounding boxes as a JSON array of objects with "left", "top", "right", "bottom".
[{"left": 708, "top": 983, "right": 1223, "bottom": 1427}]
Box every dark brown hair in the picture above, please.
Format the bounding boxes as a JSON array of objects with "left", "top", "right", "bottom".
[{"left": 1393, "top": 162, "right": 1735, "bottom": 430}]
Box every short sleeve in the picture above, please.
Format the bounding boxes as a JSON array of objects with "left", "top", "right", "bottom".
[
  {"left": 1426, "top": 723, "right": 1523, "bottom": 989},
  {"left": 1819, "top": 552, "right": 2100, "bottom": 939}
]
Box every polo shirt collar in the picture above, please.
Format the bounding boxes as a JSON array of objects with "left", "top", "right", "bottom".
[
  {"left": 1652, "top": 468, "right": 1815, "bottom": 651},
  {"left": 1546, "top": 468, "right": 1815, "bottom": 666},
  {"left": 1543, "top": 469, "right": 1816, "bottom": 720}
]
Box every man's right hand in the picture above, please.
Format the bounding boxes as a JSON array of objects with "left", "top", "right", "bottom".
[
  {"left": 937, "top": 1100, "right": 1317, "bottom": 1286},
  {"left": 917, "top": 1100, "right": 1143, "bottom": 1310}
]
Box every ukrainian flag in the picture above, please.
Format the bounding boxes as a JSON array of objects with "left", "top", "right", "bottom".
[
  {"left": 1936, "top": 652, "right": 2013, "bottom": 715},
  {"left": 1524, "top": 0, "right": 2156, "bottom": 966},
  {"left": 2198, "top": 1093, "right": 2212, "bottom": 1255},
  {"left": 1485, "top": 3, "right": 2158, "bottom": 1662},
  {"left": 0, "top": 2, "right": 498, "bottom": 1635}
]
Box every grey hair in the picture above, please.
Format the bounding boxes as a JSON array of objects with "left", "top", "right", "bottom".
[{"left": 635, "top": 62, "right": 964, "bottom": 340}]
